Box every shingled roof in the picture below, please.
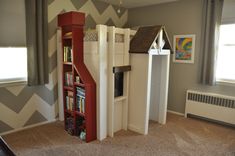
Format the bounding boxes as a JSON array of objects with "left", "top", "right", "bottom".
[{"left": 129, "top": 25, "right": 173, "bottom": 54}]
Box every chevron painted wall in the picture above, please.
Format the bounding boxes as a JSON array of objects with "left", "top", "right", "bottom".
[{"left": 0, "top": 0, "right": 128, "bottom": 134}]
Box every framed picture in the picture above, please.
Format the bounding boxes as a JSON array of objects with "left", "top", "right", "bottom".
[{"left": 173, "top": 34, "right": 196, "bottom": 63}]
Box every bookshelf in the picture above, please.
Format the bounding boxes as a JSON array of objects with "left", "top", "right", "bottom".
[{"left": 58, "top": 11, "right": 97, "bottom": 142}]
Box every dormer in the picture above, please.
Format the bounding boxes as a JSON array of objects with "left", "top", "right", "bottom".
[{"left": 129, "top": 25, "right": 173, "bottom": 55}]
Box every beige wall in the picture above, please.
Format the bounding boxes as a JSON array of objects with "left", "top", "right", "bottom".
[{"left": 128, "top": 0, "right": 235, "bottom": 113}]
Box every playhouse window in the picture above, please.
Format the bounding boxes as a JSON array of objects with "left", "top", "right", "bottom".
[{"left": 114, "top": 72, "right": 124, "bottom": 97}]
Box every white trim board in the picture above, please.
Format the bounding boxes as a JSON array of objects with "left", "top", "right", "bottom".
[
  {"left": 1, "top": 119, "right": 57, "bottom": 136},
  {"left": 167, "top": 110, "right": 184, "bottom": 116}
]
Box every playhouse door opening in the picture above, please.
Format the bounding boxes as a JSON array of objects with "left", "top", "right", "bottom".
[{"left": 148, "top": 55, "right": 169, "bottom": 130}]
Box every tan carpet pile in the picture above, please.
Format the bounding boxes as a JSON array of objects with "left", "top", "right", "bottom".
[{"left": 3, "top": 113, "right": 235, "bottom": 156}]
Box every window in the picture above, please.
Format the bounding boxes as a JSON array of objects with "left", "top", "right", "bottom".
[
  {"left": 216, "top": 24, "right": 235, "bottom": 83},
  {"left": 0, "top": 47, "right": 27, "bottom": 84}
]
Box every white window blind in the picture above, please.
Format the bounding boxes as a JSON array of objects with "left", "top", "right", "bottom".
[
  {"left": 0, "top": 48, "right": 27, "bottom": 83},
  {"left": 216, "top": 24, "right": 235, "bottom": 83},
  {"left": 0, "top": 0, "right": 26, "bottom": 47}
]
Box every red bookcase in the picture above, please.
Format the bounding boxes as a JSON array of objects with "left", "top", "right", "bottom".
[{"left": 58, "top": 11, "right": 96, "bottom": 142}]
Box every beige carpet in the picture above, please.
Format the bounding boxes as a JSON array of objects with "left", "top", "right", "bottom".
[{"left": 3, "top": 113, "right": 235, "bottom": 156}]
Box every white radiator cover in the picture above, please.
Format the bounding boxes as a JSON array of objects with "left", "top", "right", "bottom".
[{"left": 185, "top": 90, "right": 235, "bottom": 126}]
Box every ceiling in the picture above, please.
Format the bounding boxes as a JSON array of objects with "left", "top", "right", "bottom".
[{"left": 98, "top": 0, "right": 178, "bottom": 8}]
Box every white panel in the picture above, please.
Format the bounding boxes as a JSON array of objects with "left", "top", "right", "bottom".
[
  {"left": 84, "top": 42, "right": 98, "bottom": 54},
  {"left": 122, "top": 28, "right": 131, "bottom": 130},
  {"left": 114, "top": 101, "right": 123, "bottom": 132},
  {"left": 108, "top": 26, "right": 115, "bottom": 137},
  {"left": 97, "top": 25, "right": 108, "bottom": 140},
  {"left": 115, "top": 43, "right": 124, "bottom": 54},
  {"left": 128, "top": 54, "right": 150, "bottom": 134},
  {"left": 114, "top": 54, "right": 124, "bottom": 66},
  {"left": 84, "top": 55, "right": 99, "bottom": 82}
]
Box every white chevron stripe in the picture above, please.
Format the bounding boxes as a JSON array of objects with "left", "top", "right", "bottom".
[
  {"left": 48, "top": 34, "right": 57, "bottom": 57},
  {"left": 5, "top": 85, "right": 26, "bottom": 96},
  {"left": 0, "top": 95, "right": 56, "bottom": 129},
  {"left": 45, "top": 68, "right": 58, "bottom": 90},
  {"left": 48, "top": 0, "right": 77, "bottom": 22}
]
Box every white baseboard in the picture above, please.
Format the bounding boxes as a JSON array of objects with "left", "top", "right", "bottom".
[
  {"left": 1, "top": 119, "right": 58, "bottom": 136},
  {"left": 128, "top": 124, "right": 145, "bottom": 135},
  {"left": 167, "top": 110, "right": 184, "bottom": 116}
]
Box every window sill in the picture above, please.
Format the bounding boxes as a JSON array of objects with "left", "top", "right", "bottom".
[
  {"left": 0, "top": 80, "right": 27, "bottom": 88},
  {"left": 216, "top": 79, "right": 235, "bottom": 87}
]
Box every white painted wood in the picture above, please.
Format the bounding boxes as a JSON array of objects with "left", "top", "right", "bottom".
[
  {"left": 115, "top": 28, "right": 125, "bottom": 34},
  {"left": 108, "top": 26, "right": 115, "bottom": 137},
  {"left": 122, "top": 28, "right": 131, "bottom": 130},
  {"left": 158, "top": 29, "right": 163, "bottom": 50},
  {"left": 114, "top": 54, "right": 124, "bottom": 66},
  {"left": 129, "top": 54, "right": 170, "bottom": 134},
  {"left": 149, "top": 56, "right": 162, "bottom": 122},
  {"left": 84, "top": 42, "right": 98, "bottom": 54},
  {"left": 144, "top": 55, "right": 153, "bottom": 134},
  {"left": 83, "top": 26, "right": 136, "bottom": 138},
  {"left": 149, "top": 55, "right": 170, "bottom": 124},
  {"left": 158, "top": 55, "right": 170, "bottom": 124},
  {"left": 129, "top": 54, "right": 150, "bottom": 135},
  {"left": 167, "top": 110, "right": 184, "bottom": 116},
  {"left": 114, "top": 101, "right": 123, "bottom": 132},
  {"left": 149, "top": 49, "right": 170, "bottom": 55},
  {"left": 84, "top": 25, "right": 108, "bottom": 141},
  {"left": 115, "top": 43, "right": 124, "bottom": 54},
  {"left": 114, "top": 96, "right": 127, "bottom": 102},
  {"left": 56, "top": 29, "right": 64, "bottom": 121},
  {"left": 97, "top": 25, "right": 108, "bottom": 140},
  {"left": 130, "top": 30, "right": 137, "bottom": 36}
]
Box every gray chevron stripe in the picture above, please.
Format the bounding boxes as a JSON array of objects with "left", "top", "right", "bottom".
[
  {"left": 0, "top": 121, "right": 13, "bottom": 133},
  {"left": 70, "top": 0, "right": 88, "bottom": 11},
  {"left": 0, "top": 84, "right": 58, "bottom": 113},
  {"left": 49, "top": 51, "right": 57, "bottom": 73},
  {"left": 85, "top": 15, "right": 97, "bottom": 30},
  {"left": 105, "top": 18, "right": 115, "bottom": 26},
  {"left": 24, "top": 111, "right": 47, "bottom": 126},
  {"left": 91, "top": 0, "right": 109, "bottom": 14}
]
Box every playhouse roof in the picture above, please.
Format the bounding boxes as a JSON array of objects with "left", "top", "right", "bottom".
[{"left": 129, "top": 25, "right": 173, "bottom": 54}]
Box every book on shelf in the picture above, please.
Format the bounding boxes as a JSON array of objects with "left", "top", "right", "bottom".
[
  {"left": 63, "top": 46, "right": 72, "bottom": 63},
  {"left": 76, "top": 116, "right": 86, "bottom": 137},
  {"left": 65, "top": 72, "right": 73, "bottom": 87},
  {"left": 75, "top": 76, "right": 80, "bottom": 83},
  {"left": 65, "top": 117, "right": 74, "bottom": 135},
  {"left": 76, "top": 87, "right": 85, "bottom": 113},
  {"left": 66, "top": 95, "right": 74, "bottom": 111}
]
